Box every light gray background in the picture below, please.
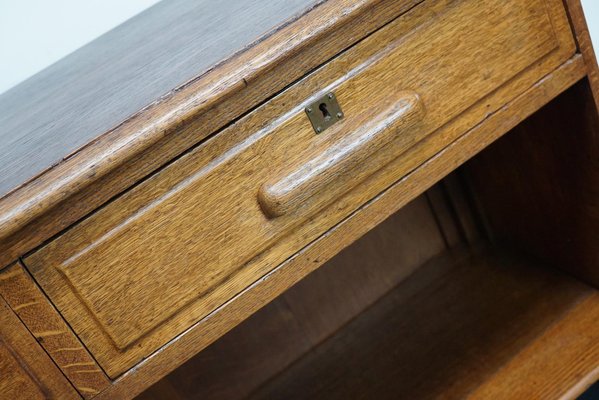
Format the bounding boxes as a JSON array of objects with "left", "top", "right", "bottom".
[
  {"left": 1, "top": 1, "right": 598, "bottom": 95},
  {"left": 0, "top": 0, "right": 160, "bottom": 94},
  {"left": 581, "top": 0, "right": 599, "bottom": 47}
]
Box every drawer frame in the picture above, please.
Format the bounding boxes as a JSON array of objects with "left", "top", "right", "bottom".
[{"left": 24, "top": 0, "right": 577, "bottom": 378}]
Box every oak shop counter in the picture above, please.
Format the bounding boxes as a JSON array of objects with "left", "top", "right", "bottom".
[{"left": 0, "top": 0, "right": 597, "bottom": 399}]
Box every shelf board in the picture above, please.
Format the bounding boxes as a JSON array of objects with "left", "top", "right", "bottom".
[{"left": 249, "top": 247, "right": 599, "bottom": 400}]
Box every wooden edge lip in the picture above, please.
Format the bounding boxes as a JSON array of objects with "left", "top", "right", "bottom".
[
  {"left": 0, "top": 0, "right": 403, "bottom": 243},
  {"left": 258, "top": 91, "right": 425, "bottom": 218},
  {"left": 561, "top": 364, "right": 599, "bottom": 400}
]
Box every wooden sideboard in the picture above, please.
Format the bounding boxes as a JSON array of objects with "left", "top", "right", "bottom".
[{"left": 0, "top": 0, "right": 597, "bottom": 398}]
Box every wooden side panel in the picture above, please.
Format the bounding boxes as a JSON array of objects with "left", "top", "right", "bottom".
[
  {"left": 0, "top": 295, "right": 79, "bottom": 399},
  {"left": 0, "top": 263, "right": 110, "bottom": 398},
  {"left": 464, "top": 80, "right": 599, "bottom": 287},
  {"left": 0, "top": 344, "right": 46, "bottom": 400},
  {"left": 25, "top": 0, "right": 576, "bottom": 377}
]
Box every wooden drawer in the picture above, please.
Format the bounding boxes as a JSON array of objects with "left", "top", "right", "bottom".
[{"left": 24, "top": 0, "right": 575, "bottom": 377}]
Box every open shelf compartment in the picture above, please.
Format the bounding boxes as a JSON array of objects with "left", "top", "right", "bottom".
[{"left": 137, "top": 73, "right": 599, "bottom": 400}]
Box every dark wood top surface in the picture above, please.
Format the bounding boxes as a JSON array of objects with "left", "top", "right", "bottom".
[{"left": 0, "top": 0, "right": 318, "bottom": 198}]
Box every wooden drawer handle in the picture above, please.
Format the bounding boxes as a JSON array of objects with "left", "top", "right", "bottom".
[{"left": 258, "top": 91, "right": 425, "bottom": 218}]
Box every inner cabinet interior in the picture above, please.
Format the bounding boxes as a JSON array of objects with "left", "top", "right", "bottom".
[{"left": 137, "top": 79, "right": 599, "bottom": 399}]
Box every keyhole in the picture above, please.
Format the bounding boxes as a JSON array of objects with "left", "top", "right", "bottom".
[{"left": 319, "top": 103, "right": 331, "bottom": 121}]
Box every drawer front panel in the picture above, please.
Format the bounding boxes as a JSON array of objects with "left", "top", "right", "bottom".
[{"left": 25, "top": 0, "right": 575, "bottom": 376}]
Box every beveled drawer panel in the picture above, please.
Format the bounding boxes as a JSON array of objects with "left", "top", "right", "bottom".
[{"left": 24, "top": 0, "right": 575, "bottom": 377}]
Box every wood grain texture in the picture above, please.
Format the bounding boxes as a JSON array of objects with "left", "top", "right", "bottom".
[
  {"left": 0, "top": 0, "right": 423, "bottom": 268},
  {"left": 258, "top": 91, "right": 425, "bottom": 217},
  {"left": 464, "top": 79, "right": 599, "bottom": 287},
  {"left": 564, "top": 0, "right": 599, "bottom": 109},
  {"left": 0, "top": 263, "right": 109, "bottom": 398},
  {"left": 137, "top": 192, "right": 458, "bottom": 400},
  {"left": 0, "top": 0, "right": 319, "bottom": 199},
  {"left": 91, "top": 55, "right": 586, "bottom": 400},
  {"left": 24, "top": 0, "right": 576, "bottom": 377},
  {"left": 248, "top": 247, "right": 599, "bottom": 400},
  {"left": 426, "top": 173, "right": 482, "bottom": 246},
  {"left": 0, "top": 295, "right": 79, "bottom": 400},
  {"left": 466, "top": 297, "right": 599, "bottom": 399}
]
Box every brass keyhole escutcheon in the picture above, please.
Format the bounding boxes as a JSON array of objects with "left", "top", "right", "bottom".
[{"left": 305, "top": 92, "right": 344, "bottom": 134}]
